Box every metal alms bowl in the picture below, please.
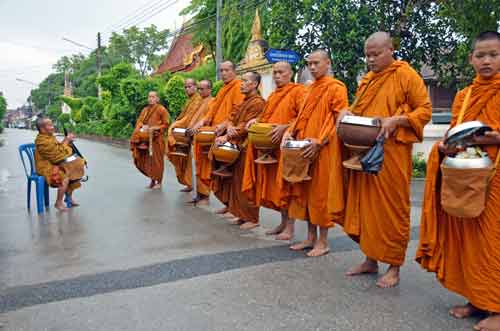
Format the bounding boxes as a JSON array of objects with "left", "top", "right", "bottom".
[
  {"left": 445, "top": 121, "right": 492, "bottom": 147},
  {"left": 212, "top": 142, "right": 240, "bottom": 164},
  {"left": 248, "top": 123, "right": 277, "bottom": 149},
  {"left": 443, "top": 155, "right": 493, "bottom": 169},
  {"left": 194, "top": 127, "right": 216, "bottom": 145},
  {"left": 283, "top": 140, "right": 311, "bottom": 149},
  {"left": 172, "top": 127, "right": 190, "bottom": 145},
  {"left": 337, "top": 115, "right": 381, "bottom": 147}
]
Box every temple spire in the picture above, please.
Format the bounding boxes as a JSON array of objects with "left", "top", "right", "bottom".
[{"left": 250, "top": 8, "right": 263, "bottom": 42}]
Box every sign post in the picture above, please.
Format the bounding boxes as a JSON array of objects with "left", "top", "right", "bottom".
[{"left": 264, "top": 49, "right": 301, "bottom": 64}]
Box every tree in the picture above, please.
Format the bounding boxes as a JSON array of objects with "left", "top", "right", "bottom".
[
  {"left": 0, "top": 93, "right": 7, "bottom": 133},
  {"left": 436, "top": 0, "right": 500, "bottom": 86},
  {"left": 107, "top": 25, "right": 170, "bottom": 76},
  {"left": 30, "top": 73, "right": 65, "bottom": 111},
  {"left": 266, "top": 0, "right": 458, "bottom": 95}
]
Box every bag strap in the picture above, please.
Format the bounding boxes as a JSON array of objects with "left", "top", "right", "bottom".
[
  {"left": 456, "top": 87, "right": 472, "bottom": 125},
  {"left": 349, "top": 78, "right": 374, "bottom": 112}
]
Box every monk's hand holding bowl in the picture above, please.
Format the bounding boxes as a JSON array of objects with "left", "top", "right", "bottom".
[
  {"left": 227, "top": 125, "right": 238, "bottom": 139},
  {"left": 186, "top": 128, "right": 195, "bottom": 137},
  {"left": 189, "top": 121, "right": 203, "bottom": 134},
  {"left": 302, "top": 138, "right": 321, "bottom": 160},
  {"left": 473, "top": 131, "right": 500, "bottom": 145},
  {"left": 63, "top": 133, "right": 76, "bottom": 145},
  {"left": 378, "top": 116, "right": 401, "bottom": 139},
  {"left": 215, "top": 135, "right": 228, "bottom": 145},
  {"left": 438, "top": 141, "right": 463, "bottom": 156},
  {"left": 270, "top": 124, "right": 288, "bottom": 145},
  {"left": 281, "top": 131, "right": 293, "bottom": 149},
  {"left": 215, "top": 123, "right": 226, "bottom": 136},
  {"left": 246, "top": 118, "right": 257, "bottom": 130}
]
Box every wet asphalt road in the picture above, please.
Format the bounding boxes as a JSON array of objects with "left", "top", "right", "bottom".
[{"left": 0, "top": 129, "right": 477, "bottom": 330}]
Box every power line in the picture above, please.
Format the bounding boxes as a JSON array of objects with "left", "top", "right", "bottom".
[
  {"left": 104, "top": 0, "right": 171, "bottom": 34},
  {"left": 62, "top": 37, "right": 94, "bottom": 51},
  {"left": 104, "top": 0, "right": 166, "bottom": 32},
  {"left": 104, "top": 0, "right": 177, "bottom": 36}
]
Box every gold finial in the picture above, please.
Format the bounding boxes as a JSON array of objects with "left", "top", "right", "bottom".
[{"left": 251, "top": 8, "right": 263, "bottom": 41}]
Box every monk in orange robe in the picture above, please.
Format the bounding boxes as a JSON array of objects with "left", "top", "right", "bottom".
[
  {"left": 191, "top": 61, "right": 245, "bottom": 214},
  {"left": 334, "top": 32, "right": 432, "bottom": 287},
  {"left": 174, "top": 79, "right": 213, "bottom": 203},
  {"left": 282, "top": 50, "right": 348, "bottom": 256},
  {"left": 34, "top": 117, "right": 84, "bottom": 211},
  {"left": 416, "top": 31, "right": 500, "bottom": 331},
  {"left": 167, "top": 78, "right": 203, "bottom": 192},
  {"left": 214, "top": 71, "right": 265, "bottom": 229},
  {"left": 130, "top": 91, "right": 170, "bottom": 189},
  {"left": 242, "top": 62, "right": 306, "bottom": 239}
]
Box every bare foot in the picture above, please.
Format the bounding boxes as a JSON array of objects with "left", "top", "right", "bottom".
[
  {"left": 307, "top": 241, "right": 330, "bottom": 257},
  {"left": 376, "top": 266, "right": 400, "bottom": 288},
  {"left": 54, "top": 203, "right": 68, "bottom": 212},
  {"left": 215, "top": 207, "right": 228, "bottom": 215},
  {"left": 474, "top": 314, "right": 500, "bottom": 331},
  {"left": 450, "top": 303, "right": 482, "bottom": 319},
  {"left": 180, "top": 187, "right": 192, "bottom": 192},
  {"left": 227, "top": 218, "right": 244, "bottom": 225},
  {"left": 275, "top": 230, "right": 294, "bottom": 241},
  {"left": 290, "top": 240, "right": 314, "bottom": 251},
  {"left": 240, "top": 222, "right": 259, "bottom": 230},
  {"left": 345, "top": 259, "right": 379, "bottom": 276},
  {"left": 265, "top": 224, "right": 285, "bottom": 236},
  {"left": 151, "top": 184, "right": 162, "bottom": 190}
]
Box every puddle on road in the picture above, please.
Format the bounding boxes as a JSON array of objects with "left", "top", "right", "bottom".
[{"left": 0, "top": 168, "right": 11, "bottom": 193}]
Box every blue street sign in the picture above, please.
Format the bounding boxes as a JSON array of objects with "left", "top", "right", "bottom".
[{"left": 265, "top": 48, "right": 301, "bottom": 64}]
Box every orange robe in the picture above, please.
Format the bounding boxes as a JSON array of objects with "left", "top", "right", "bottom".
[
  {"left": 195, "top": 79, "right": 245, "bottom": 204},
  {"left": 286, "top": 76, "right": 348, "bottom": 228},
  {"left": 242, "top": 83, "right": 306, "bottom": 211},
  {"left": 224, "top": 94, "right": 265, "bottom": 223},
  {"left": 172, "top": 96, "right": 213, "bottom": 196},
  {"left": 167, "top": 93, "right": 203, "bottom": 187},
  {"left": 130, "top": 104, "right": 170, "bottom": 182},
  {"left": 34, "top": 133, "right": 81, "bottom": 192},
  {"left": 416, "top": 73, "right": 500, "bottom": 313},
  {"left": 332, "top": 60, "right": 432, "bottom": 266}
]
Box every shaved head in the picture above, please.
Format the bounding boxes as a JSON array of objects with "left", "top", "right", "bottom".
[
  {"left": 241, "top": 71, "right": 260, "bottom": 95},
  {"left": 274, "top": 61, "right": 292, "bottom": 72},
  {"left": 184, "top": 78, "right": 197, "bottom": 97},
  {"left": 364, "top": 31, "right": 395, "bottom": 73},
  {"left": 220, "top": 61, "right": 237, "bottom": 83},
  {"left": 470, "top": 31, "right": 500, "bottom": 79},
  {"left": 273, "top": 61, "right": 293, "bottom": 87},
  {"left": 365, "top": 31, "right": 393, "bottom": 48},
  {"left": 198, "top": 80, "right": 212, "bottom": 98},
  {"left": 307, "top": 49, "right": 331, "bottom": 80},
  {"left": 309, "top": 49, "right": 330, "bottom": 61}
]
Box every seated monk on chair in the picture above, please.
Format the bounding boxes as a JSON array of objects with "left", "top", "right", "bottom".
[{"left": 34, "top": 116, "right": 86, "bottom": 211}]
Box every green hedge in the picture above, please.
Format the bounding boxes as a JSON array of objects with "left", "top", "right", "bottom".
[
  {"left": 57, "top": 62, "right": 227, "bottom": 140},
  {"left": 164, "top": 75, "right": 187, "bottom": 118},
  {"left": 412, "top": 153, "right": 427, "bottom": 178}
]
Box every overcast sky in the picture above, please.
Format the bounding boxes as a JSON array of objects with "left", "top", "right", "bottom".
[{"left": 0, "top": 0, "right": 191, "bottom": 108}]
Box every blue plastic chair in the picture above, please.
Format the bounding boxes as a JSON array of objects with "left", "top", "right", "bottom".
[{"left": 18, "top": 143, "right": 71, "bottom": 214}]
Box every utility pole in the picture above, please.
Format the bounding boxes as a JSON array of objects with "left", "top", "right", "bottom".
[
  {"left": 96, "top": 32, "right": 102, "bottom": 99},
  {"left": 215, "top": 0, "right": 222, "bottom": 80}
]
